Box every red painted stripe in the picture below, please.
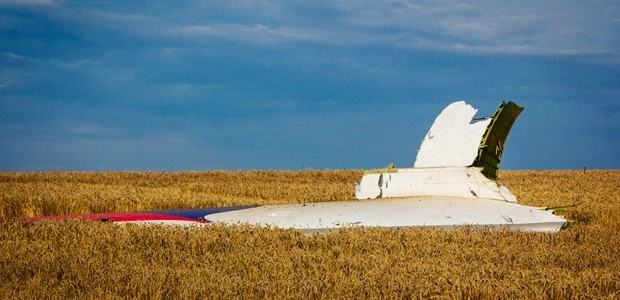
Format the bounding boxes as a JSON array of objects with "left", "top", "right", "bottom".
[{"left": 21, "top": 212, "right": 209, "bottom": 224}]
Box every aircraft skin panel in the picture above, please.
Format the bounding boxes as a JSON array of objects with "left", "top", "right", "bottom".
[
  {"left": 414, "top": 101, "right": 491, "bottom": 168},
  {"left": 205, "top": 197, "right": 566, "bottom": 233},
  {"left": 21, "top": 197, "right": 563, "bottom": 232},
  {"left": 356, "top": 166, "right": 518, "bottom": 202}
]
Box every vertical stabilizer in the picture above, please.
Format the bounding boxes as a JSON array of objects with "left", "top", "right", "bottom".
[{"left": 414, "top": 101, "right": 491, "bottom": 168}]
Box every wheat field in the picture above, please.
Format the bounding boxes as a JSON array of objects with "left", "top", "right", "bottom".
[{"left": 1, "top": 170, "right": 619, "bottom": 299}]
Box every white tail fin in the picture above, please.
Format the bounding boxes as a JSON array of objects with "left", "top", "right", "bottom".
[{"left": 414, "top": 101, "right": 491, "bottom": 168}]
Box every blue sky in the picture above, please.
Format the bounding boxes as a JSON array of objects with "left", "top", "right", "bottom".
[{"left": 1, "top": 0, "right": 618, "bottom": 171}]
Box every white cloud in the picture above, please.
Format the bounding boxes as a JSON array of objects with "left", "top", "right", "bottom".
[
  {"left": 7, "top": 0, "right": 618, "bottom": 60},
  {"left": 1, "top": 51, "right": 39, "bottom": 62},
  {"left": 177, "top": 23, "right": 345, "bottom": 45},
  {"left": 0, "top": 0, "right": 55, "bottom": 6},
  {"left": 160, "top": 0, "right": 620, "bottom": 59}
]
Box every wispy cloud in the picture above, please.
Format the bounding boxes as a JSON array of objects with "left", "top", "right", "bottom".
[
  {"left": 176, "top": 23, "right": 354, "bottom": 46},
  {"left": 1, "top": 51, "right": 40, "bottom": 62},
  {"left": 333, "top": 0, "right": 620, "bottom": 56},
  {"left": 142, "top": 0, "right": 619, "bottom": 59},
  {"left": 17, "top": 1, "right": 613, "bottom": 59},
  {"left": 0, "top": 0, "right": 56, "bottom": 6}
]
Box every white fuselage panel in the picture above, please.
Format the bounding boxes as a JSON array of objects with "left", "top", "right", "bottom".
[
  {"left": 205, "top": 197, "right": 566, "bottom": 233},
  {"left": 355, "top": 167, "right": 517, "bottom": 202}
]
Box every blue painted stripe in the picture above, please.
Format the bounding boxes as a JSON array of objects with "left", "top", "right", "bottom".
[{"left": 149, "top": 206, "right": 258, "bottom": 221}]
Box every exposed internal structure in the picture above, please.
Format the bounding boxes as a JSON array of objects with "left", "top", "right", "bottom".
[{"left": 473, "top": 102, "right": 524, "bottom": 179}]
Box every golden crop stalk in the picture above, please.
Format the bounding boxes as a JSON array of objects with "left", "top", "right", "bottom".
[{"left": 0, "top": 170, "right": 619, "bottom": 298}]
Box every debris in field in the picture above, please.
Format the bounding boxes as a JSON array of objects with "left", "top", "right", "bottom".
[{"left": 21, "top": 101, "right": 567, "bottom": 232}]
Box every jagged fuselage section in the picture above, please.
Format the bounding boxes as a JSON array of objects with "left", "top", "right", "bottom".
[
  {"left": 21, "top": 100, "right": 567, "bottom": 233},
  {"left": 355, "top": 166, "right": 516, "bottom": 202}
]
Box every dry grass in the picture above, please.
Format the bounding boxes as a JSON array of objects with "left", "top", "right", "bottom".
[
  {"left": 0, "top": 170, "right": 360, "bottom": 218},
  {"left": 1, "top": 170, "right": 619, "bottom": 299}
]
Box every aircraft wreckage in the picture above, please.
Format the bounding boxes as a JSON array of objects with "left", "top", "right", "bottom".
[{"left": 23, "top": 101, "right": 568, "bottom": 232}]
